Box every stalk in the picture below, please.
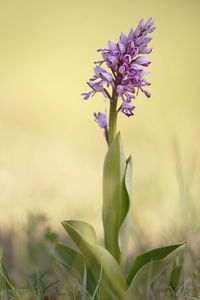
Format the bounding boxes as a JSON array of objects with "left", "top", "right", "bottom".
[{"left": 108, "top": 88, "right": 118, "bottom": 146}]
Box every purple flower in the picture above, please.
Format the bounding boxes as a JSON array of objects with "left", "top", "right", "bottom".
[
  {"left": 94, "top": 112, "right": 109, "bottom": 144},
  {"left": 81, "top": 66, "right": 114, "bottom": 100},
  {"left": 134, "top": 56, "right": 151, "bottom": 66},
  {"left": 94, "top": 112, "right": 108, "bottom": 128},
  {"left": 82, "top": 18, "right": 155, "bottom": 117},
  {"left": 121, "top": 101, "right": 135, "bottom": 117}
]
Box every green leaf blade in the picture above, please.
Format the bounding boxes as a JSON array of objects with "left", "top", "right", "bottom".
[
  {"left": 62, "top": 220, "right": 128, "bottom": 300},
  {"left": 55, "top": 243, "right": 96, "bottom": 295},
  {"left": 126, "top": 243, "right": 185, "bottom": 297},
  {"left": 55, "top": 243, "right": 83, "bottom": 279},
  {"left": 118, "top": 156, "right": 132, "bottom": 265},
  {"left": 170, "top": 264, "right": 183, "bottom": 292},
  {"left": 103, "top": 132, "right": 130, "bottom": 262}
]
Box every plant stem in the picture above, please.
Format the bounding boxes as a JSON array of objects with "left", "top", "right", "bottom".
[{"left": 108, "top": 88, "right": 118, "bottom": 145}]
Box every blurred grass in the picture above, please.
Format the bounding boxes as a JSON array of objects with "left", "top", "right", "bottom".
[
  {"left": 1, "top": 211, "right": 200, "bottom": 299},
  {"left": 0, "top": 0, "right": 199, "bottom": 241}
]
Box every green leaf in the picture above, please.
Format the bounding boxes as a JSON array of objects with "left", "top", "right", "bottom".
[
  {"left": 62, "top": 220, "right": 128, "bottom": 300},
  {"left": 55, "top": 243, "right": 96, "bottom": 295},
  {"left": 81, "top": 263, "right": 87, "bottom": 300},
  {"left": 55, "top": 243, "right": 84, "bottom": 280},
  {"left": 119, "top": 156, "right": 132, "bottom": 266},
  {"left": 65, "top": 220, "right": 97, "bottom": 244},
  {"left": 191, "top": 271, "right": 199, "bottom": 297},
  {"left": 124, "top": 156, "right": 132, "bottom": 199},
  {"left": 0, "top": 260, "right": 20, "bottom": 299},
  {"left": 126, "top": 243, "right": 185, "bottom": 297},
  {"left": 170, "top": 264, "right": 183, "bottom": 292},
  {"left": 103, "top": 132, "right": 130, "bottom": 262},
  {"left": 0, "top": 260, "right": 14, "bottom": 291}
]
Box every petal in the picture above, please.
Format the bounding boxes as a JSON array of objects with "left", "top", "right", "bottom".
[
  {"left": 142, "top": 37, "right": 153, "bottom": 44},
  {"left": 94, "top": 112, "right": 108, "bottom": 128},
  {"left": 145, "top": 17, "right": 154, "bottom": 28},
  {"left": 119, "top": 65, "right": 126, "bottom": 75},
  {"left": 123, "top": 54, "right": 132, "bottom": 64},
  {"left": 139, "top": 69, "right": 150, "bottom": 76},
  {"left": 101, "top": 71, "right": 113, "bottom": 82},
  {"left": 118, "top": 42, "right": 126, "bottom": 54},
  {"left": 140, "top": 87, "right": 151, "bottom": 98},
  {"left": 133, "top": 27, "right": 140, "bottom": 38},
  {"left": 121, "top": 101, "right": 135, "bottom": 117},
  {"left": 94, "top": 66, "right": 105, "bottom": 76},
  {"left": 134, "top": 56, "right": 151, "bottom": 66},
  {"left": 116, "top": 85, "right": 124, "bottom": 94},
  {"left": 119, "top": 32, "right": 128, "bottom": 45},
  {"left": 107, "top": 55, "right": 118, "bottom": 66},
  {"left": 139, "top": 46, "right": 152, "bottom": 54},
  {"left": 81, "top": 92, "right": 92, "bottom": 100},
  {"left": 130, "top": 63, "right": 143, "bottom": 70},
  {"left": 128, "top": 27, "right": 134, "bottom": 40},
  {"left": 138, "top": 19, "right": 144, "bottom": 28},
  {"left": 108, "top": 40, "right": 117, "bottom": 51},
  {"left": 135, "top": 36, "right": 144, "bottom": 46},
  {"left": 143, "top": 26, "right": 156, "bottom": 36}
]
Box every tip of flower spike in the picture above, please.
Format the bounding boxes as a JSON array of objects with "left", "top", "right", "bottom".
[
  {"left": 139, "top": 18, "right": 144, "bottom": 27},
  {"left": 146, "top": 17, "right": 154, "bottom": 28}
]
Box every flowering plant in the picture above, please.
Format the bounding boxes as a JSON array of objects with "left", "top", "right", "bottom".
[{"left": 55, "top": 19, "right": 185, "bottom": 300}]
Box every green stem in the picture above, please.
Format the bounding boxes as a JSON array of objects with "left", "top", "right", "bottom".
[{"left": 108, "top": 88, "right": 118, "bottom": 145}]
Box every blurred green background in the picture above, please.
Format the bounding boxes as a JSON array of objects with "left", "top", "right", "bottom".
[{"left": 0, "top": 0, "right": 199, "bottom": 238}]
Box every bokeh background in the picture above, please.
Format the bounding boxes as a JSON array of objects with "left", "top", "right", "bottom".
[{"left": 0, "top": 0, "right": 199, "bottom": 239}]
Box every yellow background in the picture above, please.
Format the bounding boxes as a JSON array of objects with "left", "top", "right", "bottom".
[{"left": 0, "top": 0, "right": 199, "bottom": 237}]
